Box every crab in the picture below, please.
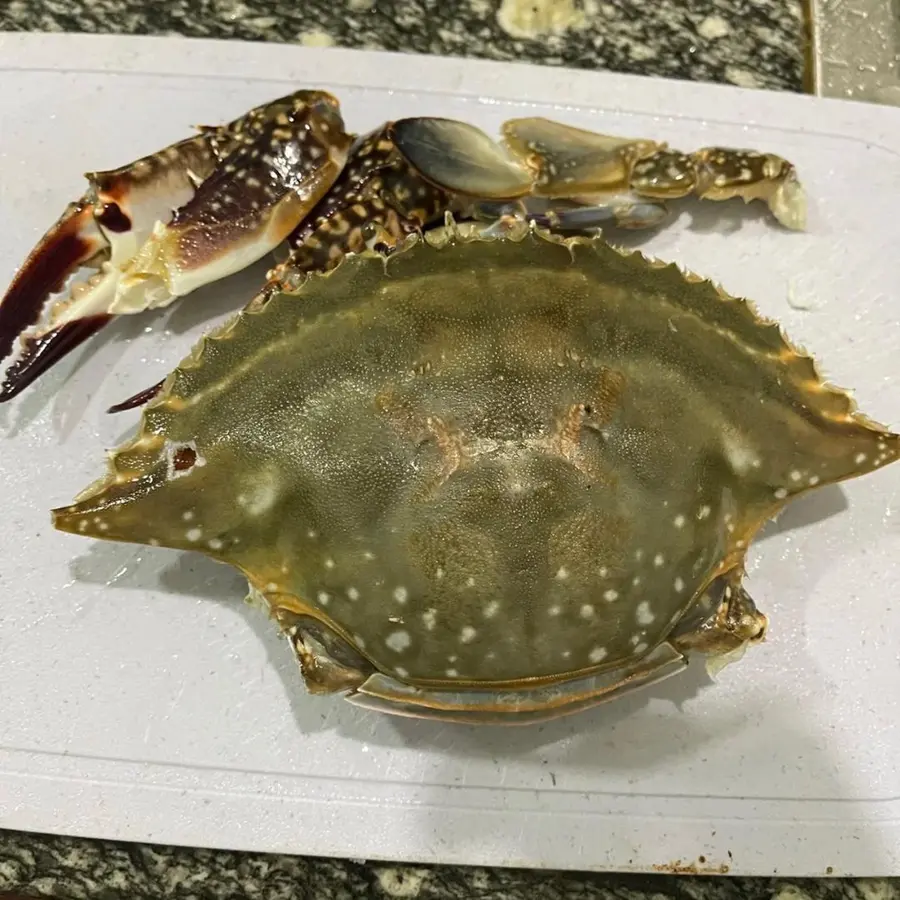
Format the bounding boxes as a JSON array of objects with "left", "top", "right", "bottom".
[
  {"left": 0, "top": 90, "right": 807, "bottom": 409},
  {"left": 48, "top": 213, "right": 898, "bottom": 724}
]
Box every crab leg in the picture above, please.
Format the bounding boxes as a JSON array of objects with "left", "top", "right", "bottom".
[
  {"left": 500, "top": 117, "right": 807, "bottom": 231},
  {"left": 0, "top": 90, "right": 353, "bottom": 403}
]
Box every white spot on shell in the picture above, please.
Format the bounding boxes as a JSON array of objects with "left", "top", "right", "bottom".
[
  {"left": 548, "top": 604, "right": 562, "bottom": 616},
  {"left": 317, "top": 591, "right": 330, "bottom": 606},
  {"left": 186, "top": 527, "right": 202, "bottom": 542},
  {"left": 603, "top": 589, "right": 618, "bottom": 602},
  {"left": 789, "top": 470, "right": 802, "bottom": 482},
  {"left": 698, "top": 505, "right": 711, "bottom": 520},
  {"left": 435, "top": 567, "right": 444, "bottom": 580},
  {"left": 182, "top": 510, "right": 194, "bottom": 521},
  {"left": 466, "top": 576, "right": 476, "bottom": 587},
  {"left": 422, "top": 609, "right": 437, "bottom": 630},
  {"left": 653, "top": 553, "right": 665, "bottom": 567},
  {"left": 237, "top": 470, "right": 279, "bottom": 515},
  {"left": 484, "top": 600, "right": 500, "bottom": 618},
  {"left": 208, "top": 538, "right": 223, "bottom": 550},
  {"left": 385, "top": 630, "right": 411, "bottom": 653},
  {"left": 555, "top": 566, "right": 569, "bottom": 581},
  {"left": 673, "top": 515, "right": 685, "bottom": 528},
  {"left": 722, "top": 433, "right": 760, "bottom": 475},
  {"left": 589, "top": 647, "right": 608, "bottom": 663},
  {"left": 460, "top": 625, "right": 477, "bottom": 643},
  {"left": 636, "top": 601, "right": 655, "bottom": 625},
  {"left": 445, "top": 668, "right": 459, "bottom": 677},
  {"left": 674, "top": 577, "right": 685, "bottom": 592},
  {"left": 774, "top": 487, "right": 788, "bottom": 499},
  {"left": 808, "top": 475, "right": 820, "bottom": 486},
  {"left": 634, "top": 641, "right": 649, "bottom": 654},
  {"left": 347, "top": 587, "right": 360, "bottom": 601},
  {"left": 393, "top": 586, "right": 409, "bottom": 604},
  {"left": 324, "top": 557, "right": 335, "bottom": 569},
  {"left": 395, "top": 666, "right": 409, "bottom": 678},
  {"left": 580, "top": 604, "right": 595, "bottom": 619}
]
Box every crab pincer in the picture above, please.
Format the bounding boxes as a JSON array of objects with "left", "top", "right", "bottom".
[{"left": 0, "top": 89, "right": 353, "bottom": 403}]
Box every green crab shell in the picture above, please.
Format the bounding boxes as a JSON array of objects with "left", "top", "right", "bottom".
[{"left": 53, "top": 223, "right": 898, "bottom": 692}]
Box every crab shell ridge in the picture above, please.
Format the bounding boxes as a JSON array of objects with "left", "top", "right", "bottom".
[{"left": 52, "top": 221, "right": 899, "bottom": 721}]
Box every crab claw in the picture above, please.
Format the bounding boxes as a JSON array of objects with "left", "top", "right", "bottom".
[
  {"left": 0, "top": 132, "right": 223, "bottom": 401},
  {"left": 0, "top": 89, "right": 353, "bottom": 402}
]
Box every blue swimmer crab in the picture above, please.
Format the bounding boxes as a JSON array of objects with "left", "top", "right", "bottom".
[{"left": 7, "top": 92, "right": 899, "bottom": 724}]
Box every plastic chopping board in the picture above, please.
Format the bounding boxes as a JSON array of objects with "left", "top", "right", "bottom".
[{"left": 0, "top": 31, "right": 898, "bottom": 877}]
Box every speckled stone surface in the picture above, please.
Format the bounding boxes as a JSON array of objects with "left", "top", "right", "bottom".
[
  {"left": 0, "top": 0, "right": 807, "bottom": 92},
  {"left": 0, "top": 0, "right": 818, "bottom": 897},
  {"left": 0, "top": 829, "right": 897, "bottom": 899}
]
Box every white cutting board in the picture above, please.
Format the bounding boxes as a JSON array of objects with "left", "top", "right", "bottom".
[{"left": 0, "top": 31, "right": 898, "bottom": 877}]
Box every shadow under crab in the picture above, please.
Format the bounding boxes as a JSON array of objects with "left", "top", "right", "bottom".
[{"left": 50, "top": 219, "right": 899, "bottom": 724}]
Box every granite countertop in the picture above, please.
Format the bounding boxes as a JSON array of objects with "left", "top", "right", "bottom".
[
  {"left": 0, "top": 1, "right": 856, "bottom": 898},
  {"left": 2, "top": 828, "right": 897, "bottom": 900},
  {"left": 1, "top": 0, "right": 807, "bottom": 91}
]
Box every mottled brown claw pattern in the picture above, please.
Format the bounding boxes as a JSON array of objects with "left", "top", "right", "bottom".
[{"left": 114, "top": 90, "right": 352, "bottom": 310}]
